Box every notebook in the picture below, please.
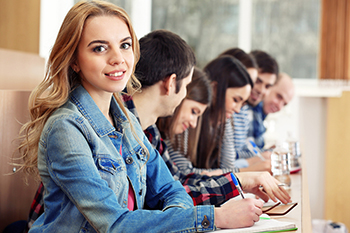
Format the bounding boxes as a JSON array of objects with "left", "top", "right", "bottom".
[{"left": 212, "top": 214, "right": 297, "bottom": 233}]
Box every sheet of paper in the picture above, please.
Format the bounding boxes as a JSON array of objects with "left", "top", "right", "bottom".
[
  {"left": 231, "top": 192, "right": 279, "bottom": 207},
  {"left": 211, "top": 215, "right": 297, "bottom": 233}
]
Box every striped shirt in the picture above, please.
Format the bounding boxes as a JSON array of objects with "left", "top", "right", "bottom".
[
  {"left": 165, "top": 130, "right": 240, "bottom": 175},
  {"left": 220, "top": 102, "right": 268, "bottom": 169}
]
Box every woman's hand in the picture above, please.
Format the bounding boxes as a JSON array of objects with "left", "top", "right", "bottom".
[
  {"left": 214, "top": 198, "right": 263, "bottom": 229},
  {"left": 234, "top": 172, "right": 291, "bottom": 204}
]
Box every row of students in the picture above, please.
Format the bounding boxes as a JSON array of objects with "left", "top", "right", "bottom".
[
  {"left": 223, "top": 49, "right": 280, "bottom": 171},
  {"left": 161, "top": 51, "right": 295, "bottom": 175},
  {"left": 19, "top": 1, "right": 291, "bottom": 232},
  {"left": 157, "top": 48, "right": 291, "bottom": 179}
]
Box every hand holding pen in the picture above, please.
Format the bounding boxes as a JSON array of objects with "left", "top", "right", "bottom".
[
  {"left": 247, "top": 139, "right": 266, "bottom": 161},
  {"left": 231, "top": 173, "right": 245, "bottom": 199},
  {"left": 234, "top": 172, "right": 291, "bottom": 204}
]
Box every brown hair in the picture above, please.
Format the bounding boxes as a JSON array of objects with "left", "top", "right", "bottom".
[
  {"left": 157, "top": 67, "right": 211, "bottom": 163},
  {"left": 219, "top": 47, "right": 258, "bottom": 70},
  {"left": 196, "top": 55, "right": 253, "bottom": 169}
]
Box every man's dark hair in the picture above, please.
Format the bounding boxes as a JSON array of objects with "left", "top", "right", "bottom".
[
  {"left": 250, "top": 50, "right": 279, "bottom": 77},
  {"left": 219, "top": 47, "right": 258, "bottom": 70},
  {"left": 135, "top": 29, "right": 196, "bottom": 93}
]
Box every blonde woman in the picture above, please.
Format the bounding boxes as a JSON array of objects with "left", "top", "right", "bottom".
[{"left": 18, "top": 1, "right": 267, "bottom": 232}]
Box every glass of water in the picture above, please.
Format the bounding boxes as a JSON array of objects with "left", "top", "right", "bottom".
[{"left": 271, "top": 146, "right": 291, "bottom": 188}]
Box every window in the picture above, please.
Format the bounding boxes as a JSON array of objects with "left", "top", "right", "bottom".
[
  {"left": 251, "top": 0, "right": 320, "bottom": 79},
  {"left": 152, "top": 0, "right": 321, "bottom": 79},
  {"left": 152, "top": 0, "right": 240, "bottom": 68}
]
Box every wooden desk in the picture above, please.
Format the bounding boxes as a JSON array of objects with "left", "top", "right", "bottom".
[{"left": 272, "top": 169, "right": 312, "bottom": 232}]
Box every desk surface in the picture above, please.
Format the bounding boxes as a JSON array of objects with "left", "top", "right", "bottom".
[
  {"left": 272, "top": 170, "right": 312, "bottom": 232},
  {"left": 210, "top": 160, "right": 312, "bottom": 233}
]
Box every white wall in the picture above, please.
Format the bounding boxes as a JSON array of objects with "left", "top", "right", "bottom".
[
  {"left": 298, "top": 96, "right": 327, "bottom": 219},
  {"left": 40, "top": 0, "right": 74, "bottom": 60},
  {"left": 131, "top": 0, "right": 152, "bottom": 40}
]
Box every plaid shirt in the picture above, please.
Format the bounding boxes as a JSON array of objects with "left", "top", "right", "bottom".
[
  {"left": 26, "top": 182, "right": 44, "bottom": 231},
  {"left": 27, "top": 94, "right": 239, "bottom": 227}
]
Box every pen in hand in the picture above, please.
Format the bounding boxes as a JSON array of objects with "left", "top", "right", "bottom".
[
  {"left": 247, "top": 139, "right": 265, "bottom": 161},
  {"left": 230, "top": 173, "right": 245, "bottom": 199}
]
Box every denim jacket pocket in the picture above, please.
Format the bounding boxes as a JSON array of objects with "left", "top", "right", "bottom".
[
  {"left": 95, "top": 155, "right": 126, "bottom": 195},
  {"left": 97, "top": 156, "right": 123, "bottom": 175}
]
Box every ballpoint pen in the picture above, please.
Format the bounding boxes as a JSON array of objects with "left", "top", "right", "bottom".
[
  {"left": 230, "top": 173, "right": 245, "bottom": 199},
  {"left": 247, "top": 139, "right": 265, "bottom": 161}
]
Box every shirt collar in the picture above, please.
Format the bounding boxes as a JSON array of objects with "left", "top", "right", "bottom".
[{"left": 70, "top": 85, "right": 127, "bottom": 137}]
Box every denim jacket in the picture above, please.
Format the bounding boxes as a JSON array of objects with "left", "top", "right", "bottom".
[{"left": 29, "top": 85, "right": 215, "bottom": 233}]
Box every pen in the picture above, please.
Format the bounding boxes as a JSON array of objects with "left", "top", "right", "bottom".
[
  {"left": 248, "top": 139, "right": 265, "bottom": 161},
  {"left": 230, "top": 173, "right": 245, "bottom": 199}
]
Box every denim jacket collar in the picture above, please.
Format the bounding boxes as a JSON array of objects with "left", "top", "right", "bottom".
[{"left": 70, "top": 85, "right": 127, "bottom": 137}]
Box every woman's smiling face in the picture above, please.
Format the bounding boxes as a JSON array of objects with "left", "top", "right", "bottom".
[{"left": 72, "top": 15, "right": 134, "bottom": 99}]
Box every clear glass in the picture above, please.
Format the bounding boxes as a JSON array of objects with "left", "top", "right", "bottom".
[
  {"left": 288, "top": 140, "right": 301, "bottom": 168},
  {"left": 271, "top": 149, "right": 291, "bottom": 188}
]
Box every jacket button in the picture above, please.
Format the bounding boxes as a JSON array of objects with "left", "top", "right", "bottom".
[
  {"left": 125, "top": 157, "right": 133, "bottom": 164},
  {"left": 201, "top": 215, "right": 210, "bottom": 228},
  {"left": 140, "top": 149, "right": 146, "bottom": 156}
]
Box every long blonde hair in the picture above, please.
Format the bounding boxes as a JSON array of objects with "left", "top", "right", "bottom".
[{"left": 18, "top": 0, "right": 142, "bottom": 178}]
